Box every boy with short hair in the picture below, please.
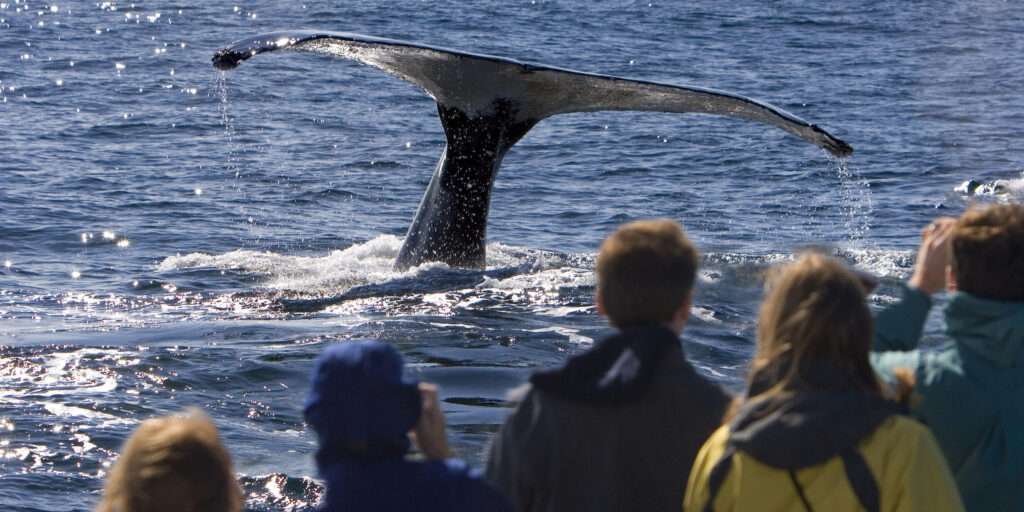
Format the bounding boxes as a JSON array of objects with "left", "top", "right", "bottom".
[
  {"left": 486, "top": 219, "right": 731, "bottom": 512},
  {"left": 873, "top": 204, "right": 1024, "bottom": 511}
]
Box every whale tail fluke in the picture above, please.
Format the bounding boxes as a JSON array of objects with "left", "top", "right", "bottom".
[
  {"left": 212, "top": 31, "right": 851, "bottom": 157},
  {"left": 213, "top": 32, "right": 852, "bottom": 270}
]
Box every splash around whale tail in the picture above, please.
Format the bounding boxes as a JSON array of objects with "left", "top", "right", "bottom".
[{"left": 213, "top": 31, "right": 852, "bottom": 269}]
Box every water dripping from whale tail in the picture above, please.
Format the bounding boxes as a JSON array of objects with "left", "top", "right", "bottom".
[{"left": 212, "top": 31, "right": 853, "bottom": 270}]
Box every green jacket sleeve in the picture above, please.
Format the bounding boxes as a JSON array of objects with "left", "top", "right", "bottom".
[{"left": 873, "top": 284, "right": 933, "bottom": 352}]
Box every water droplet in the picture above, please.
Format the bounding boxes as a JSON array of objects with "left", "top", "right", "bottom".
[
  {"left": 49, "top": 5, "right": 57, "bottom": 12},
  {"left": 71, "top": 270, "right": 81, "bottom": 279},
  {"left": 54, "top": 79, "right": 63, "bottom": 86},
  {"left": 116, "top": 239, "right": 130, "bottom": 248},
  {"left": 102, "top": 230, "right": 116, "bottom": 240},
  {"left": 114, "top": 62, "right": 125, "bottom": 71},
  {"left": 194, "top": 187, "right": 203, "bottom": 195},
  {"left": 3, "top": 260, "right": 12, "bottom": 268},
  {"left": 405, "top": 141, "right": 412, "bottom": 149}
]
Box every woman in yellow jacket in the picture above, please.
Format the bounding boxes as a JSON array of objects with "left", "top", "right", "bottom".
[{"left": 684, "top": 254, "right": 964, "bottom": 512}]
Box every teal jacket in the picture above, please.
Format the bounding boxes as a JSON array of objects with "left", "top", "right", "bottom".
[{"left": 872, "top": 286, "right": 1024, "bottom": 512}]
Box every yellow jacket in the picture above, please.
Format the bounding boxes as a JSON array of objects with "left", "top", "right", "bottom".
[{"left": 684, "top": 416, "right": 964, "bottom": 512}]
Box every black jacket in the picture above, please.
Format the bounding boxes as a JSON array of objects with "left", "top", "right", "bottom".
[{"left": 486, "top": 327, "right": 731, "bottom": 512}]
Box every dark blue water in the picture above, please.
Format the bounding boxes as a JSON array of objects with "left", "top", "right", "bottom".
[{"left": 1, "top": 1, "right": 1022, "bottom": 510}]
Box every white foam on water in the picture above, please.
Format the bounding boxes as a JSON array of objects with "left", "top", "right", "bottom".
[
  {"left": 692, "top": 306, "right": 721, "bottom": 324},
  {"left": 158, "top": 235, "right": 411, "bottom": 293},
  {"left": 704, "top": 248, "right": 913, "bottom": 281},
  {"left": 477, "top": 266, "right": 594, "bottom": 293},
  {"left": 0, "top": 348, "right": 139, "bottom": 402},
  {"left": 42, "top": 402, "right": 126, "bottom": 424},
  {"left": 526, "top": 326, "right": 593, "bottom": 344},
  {"left": 158, "top": 235, "right": 587, "bottom": 298},
  {"left": 837, "top": 247, "right": 915, "bottom": 280}
]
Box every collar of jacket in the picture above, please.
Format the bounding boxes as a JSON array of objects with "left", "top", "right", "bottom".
[
  {"left": 730, "top": 364, "right": 901, "bottom": 469},
  {"left": 945, "top": 291, "right": 1024, "bottom": 368},
  {"left": 529, "top": 324, "right": 682, "bottom": 406}
]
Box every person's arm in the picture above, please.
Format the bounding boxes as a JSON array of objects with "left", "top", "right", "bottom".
[
  {"left": 412, "top": 383, "right": 451, "bottom": 460},
  {"left": 873, "top": 285, "right": 932, "bottom": 352},
  {"left": 873, "top": 218, "right": 955, "bottom": 352},
  {"left": 485, "top": 389, "right": 543, "bottom": 512}
]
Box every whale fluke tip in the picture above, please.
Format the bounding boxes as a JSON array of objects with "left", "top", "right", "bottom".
[
  {"left": 828, "top": 137, "right": 854, "bottom": 158},
  {"left": 809, "top": 124, "right": 853, "bottom": 158},
  {"left": 212, "top": 48, "right": 244, "bottom": 70}
]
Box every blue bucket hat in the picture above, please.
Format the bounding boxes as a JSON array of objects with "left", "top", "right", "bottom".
[{"left": 304, "top": 341, "right": 421, "bottom": 463}]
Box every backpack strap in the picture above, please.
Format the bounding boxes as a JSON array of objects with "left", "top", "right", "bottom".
[
  {"left": 788, "top": 470, "right": 815, "bottom": 512},
  {"left": 840, "top": 447, "right": 880, "bottom": 512},
  {"left": 704, "top": 445, "right": 881, "bottom": 512},
  {"left": 702, "top": 446, "right": 735, "bottom": 512}
]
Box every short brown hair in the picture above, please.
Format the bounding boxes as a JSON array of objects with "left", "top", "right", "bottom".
[
  {"left": 596, "top": 219, "right": 698, "bottom": 327},
  {"left": 952, "top": 204, "right": 1024, "bottom": 301},
  {"left": 97, "top": 410, "right": 242, "bottom": 512}
]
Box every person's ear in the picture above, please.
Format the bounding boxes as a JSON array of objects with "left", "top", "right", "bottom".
[
  {"left": 946, "top": 265, "right": 957, "bottom": 292},
  {"left": 670, "top": 291, "right": 692, "bottom": 332},
  {"left": 679, "top": 292, "right": 692, "bottom": 322},
  {"left": 596, "top": 288, "right": 607, "bottom": 317}
]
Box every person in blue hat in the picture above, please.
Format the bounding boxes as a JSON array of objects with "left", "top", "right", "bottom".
[{"left": 304, "top": 340, "right": 512, "bottom": 512}]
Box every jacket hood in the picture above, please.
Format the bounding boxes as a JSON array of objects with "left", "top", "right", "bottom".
[
  {"left": 304, "top": 341, "right": 421, "bottom": 465},
  {"left": 529, "top": 324, "right": 681, "bottom": 405},
  {"left": 731, "top": 364, "right": 900, "bottom": 469},
  {"left": 945, "top": 292, "right": 1024, "bottom": 367}
]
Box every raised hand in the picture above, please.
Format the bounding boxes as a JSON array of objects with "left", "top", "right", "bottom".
[
  {"left": 909, "top": 218, "right": 957, "bottom": 295},
  {"left": 410, "top": 383, "right": 451, "bottom": 460}
]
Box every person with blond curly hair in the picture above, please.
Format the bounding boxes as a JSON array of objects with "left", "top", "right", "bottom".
[{"left": 96, "top": 409, "right": 242, "bottom": 512}]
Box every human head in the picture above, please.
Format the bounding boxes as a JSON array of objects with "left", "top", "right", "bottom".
[
  {"left": 749, "top": 253, "right": 878, "bottom": 397},
  {"left": 304, "top": 341, "right": 421, "bottom": 466},
  {"left": 950, "top": 204, "right": 1024, "bottom": 301},
  {"left": 97, "top": 410, "right": 242, "bottom": 512},
  {"left": 596, "top": 219, "right": 698, "bottom": 330}
]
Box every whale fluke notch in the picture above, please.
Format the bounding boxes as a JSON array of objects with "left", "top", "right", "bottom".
[{"left": 213, "top": 31, "right": 853, "bottom": 270}]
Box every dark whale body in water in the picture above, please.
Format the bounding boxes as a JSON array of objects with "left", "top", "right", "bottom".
[{"left": 213, "top": 31, "right": 852, "bottom": 270}]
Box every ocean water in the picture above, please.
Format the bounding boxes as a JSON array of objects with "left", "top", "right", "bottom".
[{"left": 1, "top": 1, "right": 1022, "bottom": 510}]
